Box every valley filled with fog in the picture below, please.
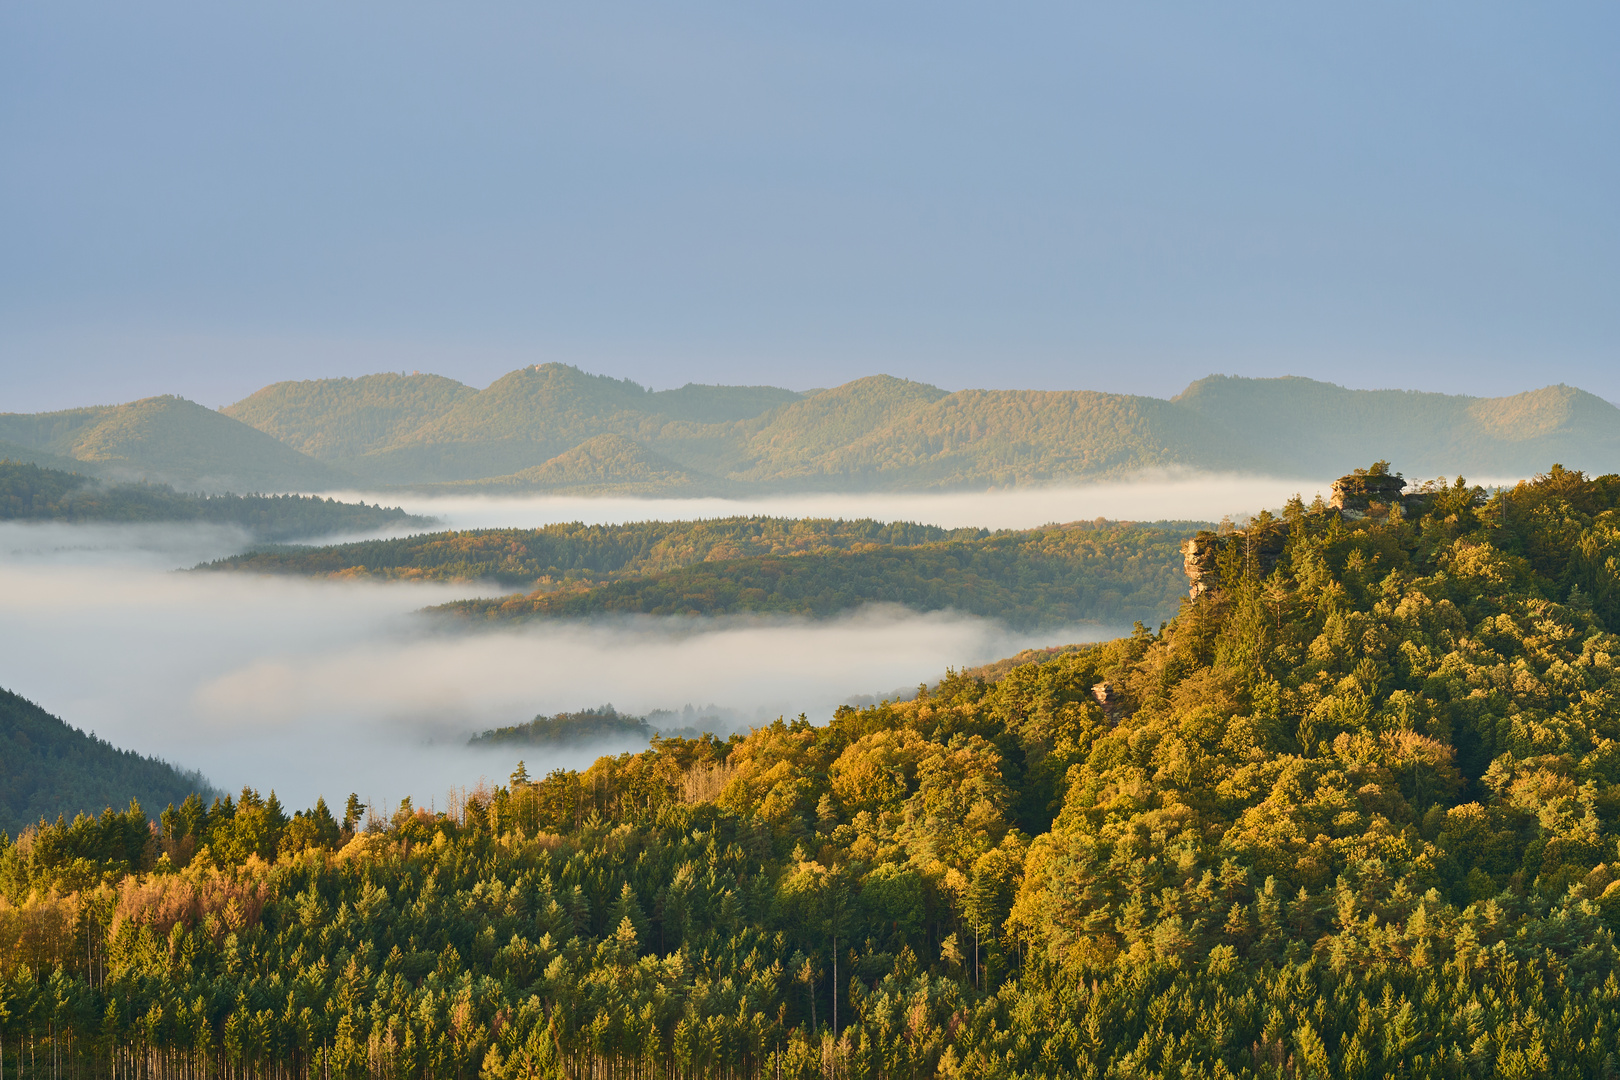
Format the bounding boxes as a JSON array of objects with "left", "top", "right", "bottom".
[
  {"left": 322, "top": 471, "right": 1320, "bottom": 536},
  {"left": 0, "top": 474, "right": 1314, "bottom": 811}
]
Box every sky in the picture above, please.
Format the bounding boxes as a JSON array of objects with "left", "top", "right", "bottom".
[{"left": 2, "top": 1, "right": 1616, "bottom": 411}]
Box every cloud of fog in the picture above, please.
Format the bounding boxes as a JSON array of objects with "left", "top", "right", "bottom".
[
  {"left": 317, "top": 471, "right": 1327, "bottom": 535},
  {"left": 0, "top": 526, "right": 1116, "bottom": 815},
  {"left": 0, "top": 521, "right": 258, "bottom": 569}
]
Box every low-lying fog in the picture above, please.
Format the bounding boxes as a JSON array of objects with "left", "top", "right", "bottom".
[
  {"left": 323, "top": 471, "right": 1326, "bottom": 535},
  {"left": 0, "top": 476, "right": 1312, "bottom": 816},
  {"left": 0, "top": 523, "right": 1116, "bottom": 814}
]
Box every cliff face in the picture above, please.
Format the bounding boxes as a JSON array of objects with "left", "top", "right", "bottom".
[
  {"left": 1181, "top": 524, "right": 1288, "bottom": 599},
  {"left": 1182, "top": 531, "right": 1223, "bottom": 599},
  {"left": 1185, "top": 524, "right": 1283, "bottom": 599}
]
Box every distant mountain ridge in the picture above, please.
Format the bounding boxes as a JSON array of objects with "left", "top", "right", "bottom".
[
  {"left": 224, "top": 366, "right": 1618, "bottom": 491},
  {"left": 6, "top": 367, "right": 1616, "bottom": 494},
  {"left": 0, "top": 460, "right": 429, "bottom": 540},
  {"left": 0, "top": 395, "right": 342, "bottom": 493}
]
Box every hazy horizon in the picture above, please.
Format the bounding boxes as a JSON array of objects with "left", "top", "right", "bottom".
[{"left": 10, "top": 363, "right": 1619, "bottom": 417}]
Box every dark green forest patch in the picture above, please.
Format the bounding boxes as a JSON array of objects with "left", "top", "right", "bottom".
[
  {"left": 0, "top": 688, "right": 215, "bottom": 837},
  {"left": 0, "top": 459, "right": 426, "bottom": 541}
]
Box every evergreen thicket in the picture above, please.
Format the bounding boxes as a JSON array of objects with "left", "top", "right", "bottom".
[
  {"left": 0, "top": 689, "right": 215, "bottom": 837},
  {"left": 8, "top": 465, "right": 1620, "bottom": 1077}
]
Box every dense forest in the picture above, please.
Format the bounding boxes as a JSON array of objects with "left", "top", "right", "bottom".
[
  {"left": 0, "top": 460, "right": 425, "bottom": 540},
  {"left": 437, "top": 524, "right": 1194, "bottom": 630},
  {"left": 8, "top": 464, "right": 1620, "bottom": 1077},
  {"left": 0, "top": 688, "right": 215, "bottom": 837}
]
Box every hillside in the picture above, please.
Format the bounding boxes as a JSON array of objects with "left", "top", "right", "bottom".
[
  {"left": 12, "top": 367, "right": 1618, "bottom": 495},
  {"left": 0, "top": 460, "right": 428, "bottom": 540},
  {"left": 736, "top": 386, "right": 1271, "bottom": 488},
  {"left": 226, "top": 365, "right": 808, "bottom": 485},
  {"left": 219, "top": 372, "right": 479, "bottom": 461},
  {"left": 1176, "top": 374, "right": 1620, "bottom": 479},
  {"left": 435, "top": 523, "right": 1194, "bottom": 629},
  {"left": 0, "top": 395, "right": 346, "bottom": 493},
  {"left": 443, "top": 433, "right": 725, "bottom": 495},
  {"left": 9, "top": 464, "right": 1620, "bottom": 1076},
  {"left": 0, "top": 688, "right": 215, "bottom": 837}
]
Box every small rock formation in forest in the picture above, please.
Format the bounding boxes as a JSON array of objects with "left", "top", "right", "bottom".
[
  {"left": 1182, "top": 461, "right": 1430, "bottom": 599},
  {"left": 1182, "top": 521, "right": 1288, "bottom": 600},
  {"left": 1090, "top": 681, "right": 1121, "bottom": 724},
  {"left": 1329, "top": 460, "right": 1431, "bottom": 519}
]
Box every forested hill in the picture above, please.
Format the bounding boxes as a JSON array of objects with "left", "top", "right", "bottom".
[
  {"left": 200, "top": 516, "right": 986, "bottom": 587},
  {"left": 201, "top": 516, "right": 1198, "bottom": 629},
  {"left": 11, "top": 367, "right": 1616, "bottom": 494},
  {"left": 212, "top": 363, "right": 1620, "bottom": 490},
  {"left": 10, "top": 465, "right": 1620, "bottom": 1077},
  {"left": 0, "top": 460, "right": 428, "bottom": 540},
  {"left": 0, "top": 394, "right": 346, "bottom": 493},
  {"left": 0, "top": 688, "right": 215, "bottom": 837},
  {"left": 437, "top": 524, "right": 1194, "bottom": 630}
]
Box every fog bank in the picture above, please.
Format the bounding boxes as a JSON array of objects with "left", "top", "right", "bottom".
[
  {"left": 320, "top": 472, "right": 1325, "bottom": 535},
  {"left": 0, "top": 525, "right": 1116, "bottom": 813}
]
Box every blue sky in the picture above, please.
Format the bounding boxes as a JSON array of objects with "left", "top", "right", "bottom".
[{"left": 2, "top": 1, "right": 1616, "bottom": 410}]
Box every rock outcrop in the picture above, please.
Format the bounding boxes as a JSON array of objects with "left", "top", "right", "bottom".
[
  {"left": 1329, "top": 462, "right": 1432, "bottom": 519},
  {"left": 1182, "top": 523, "right": 1289, "bottom": 599},
  {"left": 1182, "top": 463, "right": 1431, "bottom": 599}
]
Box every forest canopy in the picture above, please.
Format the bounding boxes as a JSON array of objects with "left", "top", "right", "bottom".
[{"left": 9, "top": 464, "right": 1620, "bottom": 1078}]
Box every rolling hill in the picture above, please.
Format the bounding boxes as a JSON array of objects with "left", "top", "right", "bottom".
[
  {"left": 437, "top": 433, "right": 725, "bottom": 495},
  {"left": 224, "top": 366, "right": 807, "bottom": 485},
  {"left": 10, "top": 367, "right": 1618, "bottom": 494},
  {"left": 1174, "top": 375, "right": 1620, "bottom": 480},
  {"left": 430, "top": 523, "right": 1194, "bottom": 630},
  {"left": 0, "top": 395, "right": 346, "bottom": 493},
  {"left": 223, "top": 366, "right": 1620, "bottom": 491},
  {"left": 199, "top": 516, "right": 985, "bottom": 587}
]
